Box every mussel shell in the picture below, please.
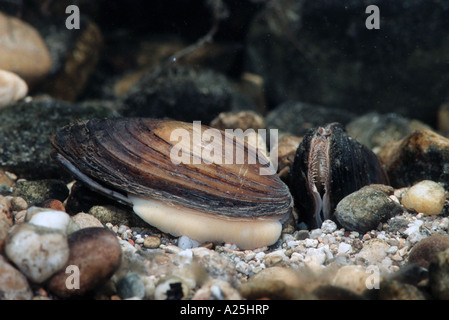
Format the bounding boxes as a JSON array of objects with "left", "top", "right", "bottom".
[
  {"left": 289, "top": 122, "right": 389, "bottom": 229},
  {"left": 52, "top": 118, "right": 292, "bottom": 220}
]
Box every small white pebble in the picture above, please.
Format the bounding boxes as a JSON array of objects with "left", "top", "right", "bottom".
[
  {"left": 177, "top": 235, "right": 200, "bottom": 250},
  {"left": 309, "top": 228, "right": 323, "bottom": 239},
  {"left": 439, "top": 217, "right": 449, "bottom": 230},
  {"left": 255, "top": 252, "right": 265, "bottom": 261},
  {"left": 178, "top": 249, "right": 193, "bottom": 260},
  {"left": 337, "top": 242, "right": 352, "bottom": 255},
  {"left": 321, "top": 220, "right": 337, "bottom": 233},
  {"left": 387, "top": 246, "right": 398, "bottom": 255},
  {"left": 304, "top": 238, "right": 319, "bottom": 248}
]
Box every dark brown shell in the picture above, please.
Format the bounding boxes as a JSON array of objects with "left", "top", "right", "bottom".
[
  {"left": 51, "top": 118, "right": 293, "bottom": 220},
  {"left": 289, "top": 122, "right": 389, "bottom": 229}
]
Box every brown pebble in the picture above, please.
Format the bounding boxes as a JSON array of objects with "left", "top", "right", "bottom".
[
  {"left": 378, "top": 129, "right": 449, "bottom": 188},
  {"left": 408, "top": 234, "right": 449, "bottom": 269},
  {"left": 10, "top": 196, "right": 28, "bottom": 212},
  {"left": 0, "top": 255, "right": 33, "bottom": 300},
  {"left": 41, "top": 199, "right": 66, "bottom": 212},
  {"left": 0, "top": 219, "right": 11, "bottom": 252},
  {"left": 143, "top": 235, "right": 161, "bottom": 249},
  {"left": 0, "top": 169, "right": 14, "bottom": 187},
  {"left": 0, "top": 12, "right": 51, "bottom": 86},
  {"left": 71, "top": 212, "right": 104, "bottom": 229},
  {"left": 13, "top": 210, "right": 27, "bottom": 224},
  {"left": 47, "top": 227, "right": 122, "bottom": 298},
  {"left": 210, "top": 110, "right": 266, "bottom": 131},
  {"left": 0, "top": 195, "right": 13, "bottom": 226}
]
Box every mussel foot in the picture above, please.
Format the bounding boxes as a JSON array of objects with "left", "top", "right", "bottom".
[{"left": 129, "top": 195, "right": 283, "bottom": 250}]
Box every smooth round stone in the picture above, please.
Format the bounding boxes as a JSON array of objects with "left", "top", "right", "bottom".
[
  {"left": 0, "top": 12, "right": 51, "bottom": 86},
  {"left": 321, "top": 220, "right": 337, "bottom": 234},
  {"left": 0, "top": 255, "right": 33, "bottom": 300},
  {"left": 4, "top": 222, "right": 69, "bottom": 283},
  {"left": 47, "top": 227, "right": 122, "bottom": 298},
  {"left": 26, "top": 207, "right": 78, "bottom": 234},
  {"left": 0, "top": 69, "right": 28, "bottom": 108},
  {"left": 401, "top": 180, "right": 446, "bottom": 215},
  {"left": 334, "top": 187, "right": 404, "bottom": 233},
  {"left": 177, "top": 235, "right": 200, "bottom": 250},
  {"left": 143, "top": 235, "right": 161, "bottom": 249},
  {"left": 71, "top": 212, "right": 104, "bottom": 229},
  {"left": 331, "top": 265, "right": 373, "bottom": 294}
]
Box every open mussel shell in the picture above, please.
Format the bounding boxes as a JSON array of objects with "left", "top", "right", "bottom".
[
  {"left": 288, "top": 122, "right": 389, "bottom": 230},
  {"left": 52, "top": 118, "right": 293, "bottom": 249}
]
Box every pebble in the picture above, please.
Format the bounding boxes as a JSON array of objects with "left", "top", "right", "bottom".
[
  {"left": 0, "top": 12, "right": 51, "bottom": 86},
  {"left": 0, "top": 219, "right": 10, "bottom": 251},
  {"left": 337, "top": 243, "right": 352, "bottom": 255},
  {"left": 177, "top": 235, "right": 201, "bottom": 250},
  {"left": 0, "top": 255, "right": 33, "bottom": 300},
  {"left": 143, "top": 235, "right": 161, "bottom": 249},
  {"left": 9, "top": 196, "right": 28, "bottom": 212},
  {"left": 47, "top": 227, "right": 122, "bottom": 298},
  {"left": 334, "top": 187, "right": 404, "bottom": 233},
  {"left": 89, "top": 205, "right": 133, "bottom": 226},
  {"left": 379, "top": 129, "right": 449, "bottom": 189},
  {"left": 321, "top": 220, "right": 337, "bottom": 234},
  {"left": 355, "top": 239, "right": 390, "bottom": 266},
  {"left": 346, "top": 112, "right": 431, "bottom": 151},
  {"left": 429, "top": 249, "right": 449, "bottom": 300},
  {"left": 265, "top": 101, "right": 355, "bottom": 137},
  {"left": 0, "top": 195, "right": 13, "bottom": 226},
  {"left": 210, "top": 110, "right": 265, "bottom": 131},
  {"left": 41, "top": 199, "right": 66, "bottom": 212},
  {"left": 4, "top": 223, "right": 69, "bottom": 283},
  {"left": 407, "top": 234, "right": 449, "bottom": 269},
  {"left": 401, "top": 180, "right": 446, "bottom": 215},
  {"left": 0, "top": 69, "right": 28, "bottom": 108},
  {"left": 26, "top": 207, "right": 77, "bottom": 234},
  {"left": 39, "top": 16, "right": 103, "bottom": 102},
  {"left": 331, "top": 265, "right": 374, "bottom": 294},
  {"left": 71, "top": 212, "right": 104, "bottom": 229},
  {"left": 119, "top": 65, "right": 249, "bottom": 124},
  {"left": 116, "top": 272, "right": 145, "bottom": 299}
]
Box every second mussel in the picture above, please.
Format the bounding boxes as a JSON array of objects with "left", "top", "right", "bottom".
[{"left": 288, "top": 122, "right": 389, "bottom": 229}]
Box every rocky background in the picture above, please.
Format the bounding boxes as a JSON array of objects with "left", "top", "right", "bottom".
[{"left": 0, "top": 0, "right": 449, "bottom": 300}]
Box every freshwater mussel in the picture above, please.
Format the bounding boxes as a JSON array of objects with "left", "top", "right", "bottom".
[
  {"left": 51, "top": 118, "right": 293, "bottom": 249},
  {"left": 289, "top": 122, "right": 389, "bottom": 229}
]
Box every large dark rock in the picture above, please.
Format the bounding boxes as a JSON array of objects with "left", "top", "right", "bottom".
[
  {"left": 266, "top": 101, "right": 356, "bottom": 137},
  {"left": 119, "top": 65, "right": 254, "bottom": 123},
  {"left": 245, "top": 0, "right": 449, "bottom": 126}
]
